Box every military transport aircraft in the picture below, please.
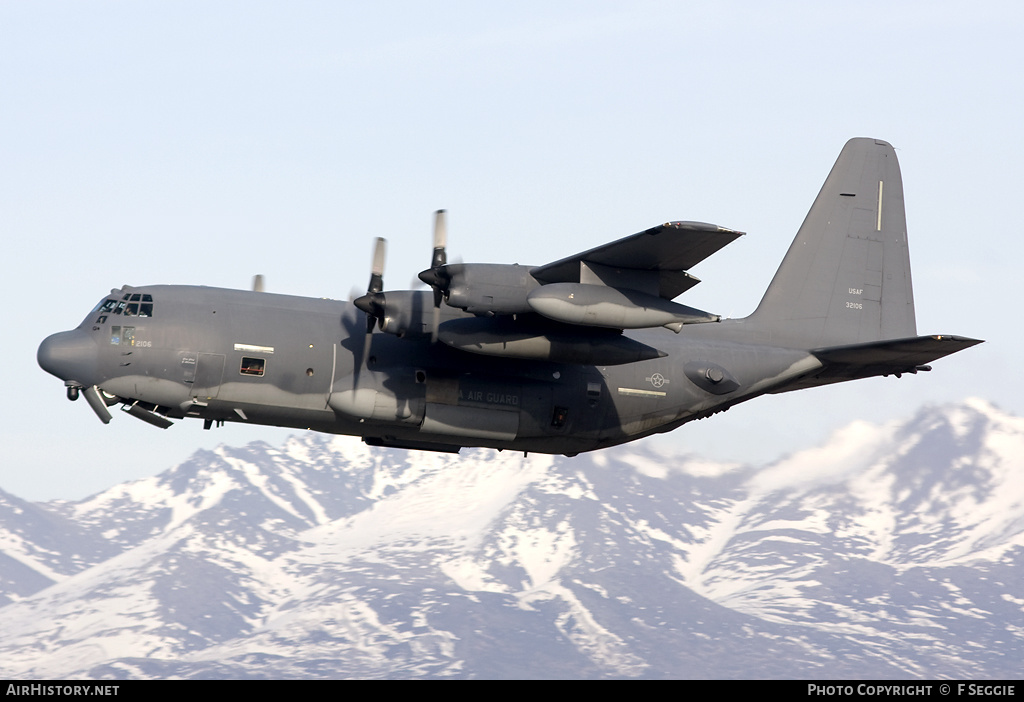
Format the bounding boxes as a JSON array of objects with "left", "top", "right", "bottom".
[{"left": 38, "top": 138, "right": 981, "bottom": 456}]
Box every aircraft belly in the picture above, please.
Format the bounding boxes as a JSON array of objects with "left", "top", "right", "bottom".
[
  {"left": 327, "top": 361, "right": 612, "bottom": 449},
  {"left": 217, "top": 382, "right": 333, "bottom": 413},
  {"left": 421, "top": 403, "right": 519, "bottom": 441},
  {"left": 598, "top": 355, "right": 685, "bottom": 436},
  {"left": 99, "top": 375, "right": 190, "bottom": 409},
  {"left": 596, "top": 335, "right": 823, "bottom": 439}
]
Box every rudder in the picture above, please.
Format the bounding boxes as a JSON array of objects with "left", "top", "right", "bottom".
[{"left": 747, "top": 138, "right": 916, "bottom": 348}]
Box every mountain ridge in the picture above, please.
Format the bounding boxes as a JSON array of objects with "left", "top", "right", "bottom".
[{"left": 1, "top": 398, "right": 1022, "bottom": 678}]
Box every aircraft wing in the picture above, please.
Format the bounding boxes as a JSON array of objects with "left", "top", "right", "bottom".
[{"left": 530, "top": 221, "right": 744, "bottom": 300}]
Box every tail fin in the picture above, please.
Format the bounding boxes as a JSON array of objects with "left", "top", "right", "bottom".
[{"left": 747, "top": 138, "right": 916, "bottom": 348}]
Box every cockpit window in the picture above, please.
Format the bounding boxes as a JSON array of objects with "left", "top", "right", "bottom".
[{"left": 96, "top": 294, "right": 153, "bottom": 321}]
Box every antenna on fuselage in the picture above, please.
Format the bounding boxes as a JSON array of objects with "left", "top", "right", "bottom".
[{"left": 252, "top": 274, "right": 265, "bottom": 292}]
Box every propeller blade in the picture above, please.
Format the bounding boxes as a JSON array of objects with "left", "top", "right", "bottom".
[
  {"left": 354, "top": 237, "right": 387, "bottom": 332},
  {"left": 418, "top": 209, "right": 450, "bottom": 293},
  {"left": 431, "top": 209, "right": 447, "bottom": 270},
  {"left": 362, "top": 327, "right": 373, "bottom": 365},
  {"left": 369, "top": 237, "right": 386, "bottom": 294},
  {"left": 417, "top": 210, "right": 451, "bottom": 342},
  {"left": 431, "top": 305, "right": 441, "bottom": 344}
]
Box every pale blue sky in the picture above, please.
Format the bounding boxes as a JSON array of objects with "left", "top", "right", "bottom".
[{"left": 3, "top": 1, "right": 1021, "bottom": 500}]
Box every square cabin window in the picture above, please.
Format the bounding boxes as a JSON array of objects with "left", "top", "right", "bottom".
[{"left": 240, "top": 357, "right": 265, "bottom": 377}]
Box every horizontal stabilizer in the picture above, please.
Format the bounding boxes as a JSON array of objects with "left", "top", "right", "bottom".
[
  {"left": 812, "top": 335, "right": 983, "bottom": 377},
  {"left": 767, "top": 334, "right": 983, "bottom": 395}
]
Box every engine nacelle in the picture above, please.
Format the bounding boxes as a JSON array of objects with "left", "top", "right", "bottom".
[
  {"left": 526, "top": 283, "right": 719, "bottom": 331},
  {"left": 374, "top": 290, "right": 433, "bottom": 337},
  {"left": 437, "top": 316, "right": 666, "bottom": 365},
  {"left": 442, "top": 264, "right": 540, "bottom": 315}
]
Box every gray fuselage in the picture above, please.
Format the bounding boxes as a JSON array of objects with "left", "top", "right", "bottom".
[{"left": 38, "top": 284, "right": 819, "bottom": 455}]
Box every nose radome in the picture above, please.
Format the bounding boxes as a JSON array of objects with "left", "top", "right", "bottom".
[{"left": 37, "top": 329, "right": 99, "bottom": 386}]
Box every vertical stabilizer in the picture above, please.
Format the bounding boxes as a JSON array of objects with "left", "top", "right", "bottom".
[{"left": 748, "top": 138, "right": 916, "bottom": 348}]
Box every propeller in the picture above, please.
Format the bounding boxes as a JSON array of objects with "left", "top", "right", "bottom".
[
  {"left": 417, "top": 209, "right": 449, "bottom": 342},
  {"left": 352, "top": 237, "right": 387, "bottom": 370},
  {"left": 353, "top": 237, "right": 387, "bottom": 333}
]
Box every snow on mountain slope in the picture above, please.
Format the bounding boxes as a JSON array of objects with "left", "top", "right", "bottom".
[
  {"left": 660, "top": 400, "right": 1024, "bottom": 678},
  {"left": 0, "top": 399, "right": 1021, "bottom": 678}
]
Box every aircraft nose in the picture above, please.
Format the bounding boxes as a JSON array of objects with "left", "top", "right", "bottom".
[{"left": 37, "top": 329, "right": 99, "bottom": 386}]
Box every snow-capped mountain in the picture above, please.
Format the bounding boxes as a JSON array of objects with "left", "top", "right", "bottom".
[{"left": 1, "top": 398, "right": 1022, "bottom": 678}]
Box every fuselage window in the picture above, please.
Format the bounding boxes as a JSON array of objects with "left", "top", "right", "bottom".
[
  {"left": 551, "top": 406, "right": 569, "bottom": 428},
  {"left": 240, "top": 357, "right": 265, "bottom": 377}
]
